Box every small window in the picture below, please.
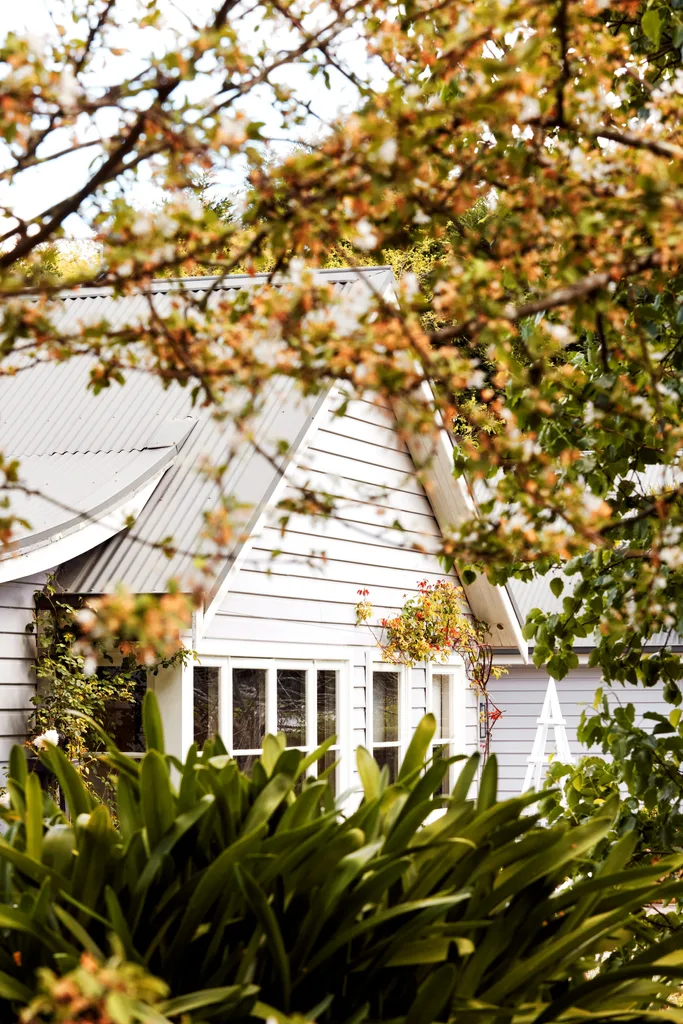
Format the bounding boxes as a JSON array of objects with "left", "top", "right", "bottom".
[
  {"left": 233, "top": 667, "right": 266, "bottom": 750},
  {"left": 102, "top": 668, "right": 147, "bottom": 755},
  {"left": 193, "top": 666, "right": 220, "bottom": 749},
  {"left": 277, "top": 668, "right": 306, "bottom": 746},
  {"left": 372, "top": 670, "right": 400, "bottom": 781},
  {"left": 317, "top": 668, "right": 340, "bottom": 796},
  {"left": 433, "top": 673, "right": 456, "bottom": 795}
]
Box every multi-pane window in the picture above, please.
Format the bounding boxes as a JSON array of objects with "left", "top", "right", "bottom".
[
  {"left": 432, "top": 672, "right": 457, "bottom": 795},
  {"left": 372, "top": 670, "right": 401, "bottom": 781},
  {"left": 192, "top": 662, "right": 341, "bottom": 793}
]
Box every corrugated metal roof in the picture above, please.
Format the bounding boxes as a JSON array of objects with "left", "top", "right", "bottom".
[
  {"left": 0, "top": 267, "right": 396, "bottom": 595},
  {"left": 3, "top": 448, "right": 177, "bottom": 549}
]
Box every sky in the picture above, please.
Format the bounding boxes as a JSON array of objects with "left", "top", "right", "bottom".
[{"left": 0, "top": 0, "right": 382, "bottom": 239}]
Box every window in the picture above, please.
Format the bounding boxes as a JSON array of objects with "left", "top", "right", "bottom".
[
  {"left": 193, "top": 661, "right": 342, "bottom": 793},
  {"left": 372, "top": 670, "right": 401, "bottom": 781},
  {"left": 193, "top": 666, "right": 219, "bottom": 750},
  {"left": 102, "top": 667, "right": 147, "bottom": 756},
  {"left": 432, "top": 672, "right": 457, "bottom": 795}
]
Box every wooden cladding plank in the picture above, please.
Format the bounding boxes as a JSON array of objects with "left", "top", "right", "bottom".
[
  {"left": 240, "top": 554, "right": 454, "bottom": 591},
  {"left": 252, "top": 528, "right": 452, "bottom": 576},
  {"left": 277, "top": 489, "right": 441, "bottom": 537},
  {"left": 287, "top": 467, "right": 437, "bottom": 517},
  {"left": 321, "top": 418, "right": 405, "bottom": 452},
  {"left": 299, "top": 450, "right": 425, "bottom": 496},
  {"left": 310, "top": 431, "right": 415, "bottom": 475}
]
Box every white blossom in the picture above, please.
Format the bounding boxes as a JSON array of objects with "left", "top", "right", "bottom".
[
  {"left": 55, "top": 66, "right": 81, "bottom": 109},
  {"left": 0, "top": 792, "right": 10, "bottom": 809},
  {"left": 218, "top": 114, "right": 247, "bottom": 147},
  {"left": 631, "top": 396, "right": 653, "bottom": 419},
  {"left": 131, "top": 212, "right": 154, "bottom": 237},
  {"left": 412, "top": 207, "right": 430, "bottom": 225},
  {"left": 546, "top": 323, "right": 574, "bottom": 347},
  {"left": 33, "top": 729, "right": 60, "bottom": 751},
  {"left": 399, "top": 272, "right": 420, "bottom": 302},
  {"left": 519, "top": 96, "right": 540, "bottom": 123},
  {"left": 467, "top": 369, "right": 487, "bottom": 389},
  {"left": 584, "top": 401, "right": 597, "bottom": 425},
  {"left": 353, "top": 218, "right": 378, "bottom": 251},
  {"left": 377, "top": 138, "right": 398, "bottom": 164},
  {"left": 661, "top": 546, "right": 683, "bottom": 570},
  {"left": 83, "top": 655, "right": 97, "bottom": 676},
  {"left": 75, "top": 607, "right": 97, "bottom": 630}
]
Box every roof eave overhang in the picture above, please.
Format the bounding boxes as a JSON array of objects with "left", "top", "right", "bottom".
[
  {"left": 0, "top": 447, "right": 177, "bottom": 585},
  {"left": 400, "top": 386, "right": 528, "bottom": 660}
]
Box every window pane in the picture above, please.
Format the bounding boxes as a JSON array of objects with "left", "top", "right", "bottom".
[
  {"left": 233, "top": 669, "right": 266, "bottom": 750},
  {"left": 374, "top": 746, "right": 399, "bottom": 782},
  {"left": 235, "top": 754, "right": 260, "bottom": 775},
  {"left": 317, "top": 670, "right": 337, "bottom": 744},
  {"left": 106, "top": 669, "right": 147, "bottom": 753},
  {"left": 434, "top": 743, "right": 451, "bottom": 796},
  {"left": 277, "top": 668, "right": 306, "bottom": 746},
  {"left": 373, "top": 672, "right": 399, "bottom": 743},
  {"left": 433, "top": 674, "right": 451, "bottom": 740},
  {"left": 319, "top": 749, "right": 338, "bottom": 797},
  {"left": 194, "top": 666, "right": 219, "bottom": 749}
]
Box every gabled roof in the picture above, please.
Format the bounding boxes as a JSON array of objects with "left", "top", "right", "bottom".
[{"left": 0, "top": 267, "right": 395, "bottom": 597}]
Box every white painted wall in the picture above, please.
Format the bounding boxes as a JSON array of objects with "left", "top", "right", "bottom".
[
  {"left": 488, "top": 664, "right": 670, "bottom": 798},
  {"left": 0, "top": 572, "right": 48, "bottom": 762},
  {"left": 199, "top": 397, "right": 479, "bottom": 774}
]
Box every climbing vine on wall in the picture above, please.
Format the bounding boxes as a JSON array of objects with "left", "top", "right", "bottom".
[
  {"left": 26, "top": 578, "right": 190, "bottom": 791},
  {"left": 355, "top": 579, "right": 505, "bottom": 757}
]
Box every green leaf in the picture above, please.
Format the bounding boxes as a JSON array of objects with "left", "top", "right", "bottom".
[
  {"left": 357, "top": 746, "right": 381, "bottom": 801},
  {"left": 549, "top": 578, "right": 564, "bottom": 598},
  {"left": 406, "top": 963, "right": 457, "bottom": 1024},
  {"left": 243, "top": 773, "right": 293, "bottom": 834},
  {"left": 0, "top": 971, "right": 33, "bottom": 1003},
  {"left": 140, "top": 750, "right": 175, "bottom": 849},
  {"left": 24, "top": 772, "right": 43, "bottom": 860},
  {"left": 160, "top": 984, "right": 259, "bottom": 1016},
  {"left": 135, "top": 795, "right": 214, "bottom": 893},
  {"left": 237, "top": 867, "right": 291, "bottom": 1007},
  {"left": 143, "top": 690, "right": 165, "bottom": 753},
  {"left": 398, "top": 714, "right": 436, "bottom": 783},
  {"left": 642, "top": 8, "right": 662, "bottom": 46},
  {"left": 39, "top": 744, "right": 94, "bottom": 820}
]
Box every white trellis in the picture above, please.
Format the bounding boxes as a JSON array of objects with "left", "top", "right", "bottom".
[{"left": 522, "top": 677, "right": 574, "bottom": 792}]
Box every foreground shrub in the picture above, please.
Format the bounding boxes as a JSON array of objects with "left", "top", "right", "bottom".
[{"left": 2, "top": 695, "right": 683, "bottom": 1022}]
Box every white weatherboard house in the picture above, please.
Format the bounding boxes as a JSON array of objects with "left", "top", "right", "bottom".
[{"left": 0, "top": 266, "right": 668, "bottom": 797}]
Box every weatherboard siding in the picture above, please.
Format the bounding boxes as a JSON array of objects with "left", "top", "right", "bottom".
[
  {"left": 205, "top": 397, "right": 479, "bottom": 770},
  {"left": 488, "top": 664, "right": 670, "bottom": 798},
  {"left": 0, "top": 573, "right": 47, "bottom": 762}
]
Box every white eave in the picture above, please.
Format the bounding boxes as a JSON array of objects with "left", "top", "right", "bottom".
[
  {"left": 400, "top": 388, "right": 528, "bottom": 660},
  {"left": 0, "top": 446, "right": 178, "bottom": 584}
]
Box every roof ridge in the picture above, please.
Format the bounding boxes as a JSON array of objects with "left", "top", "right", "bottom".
[{"left": 55, "top": 266, "right": 395, "bottom": 301}]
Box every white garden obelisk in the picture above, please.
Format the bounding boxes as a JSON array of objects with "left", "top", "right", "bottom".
[{"left": 522, "top": 677, "right": 574, "bottom": 792}]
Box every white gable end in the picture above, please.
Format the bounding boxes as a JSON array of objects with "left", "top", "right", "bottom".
[
  {"left": 205, "top": 396, "right": 471, "bottom": 653},
  {"left": 197, "top": 396, "right": 480, "bottom": 781}
]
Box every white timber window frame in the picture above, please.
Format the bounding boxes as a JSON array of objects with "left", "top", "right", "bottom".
[
  {"left": 426, "top": 659, "right": 468, "bottom": 793},
  {"left": 190, "top": 656, "right": 353, "bottom": 795},
  {"left": 366, "top": 657, "right": 410, "bottom": 782}
]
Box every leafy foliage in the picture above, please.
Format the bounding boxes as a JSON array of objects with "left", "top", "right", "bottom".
[
  {"left": 355, "top": 579, "right": 483, "bottom": 665},
  {"left": 19, "top": 948, "right": 172, "bottom": 1024},
  {"left": 27, "top": 579, "right": 190, "bottom": 796},
  {"left": 541, "top": 689, "right": 683, "bottom": 859},
  {"left": 0, "top": 0, "right": 682, "bottom": 691},
  {"left": 1, "top": 697, "right": 683, "bottom": 1022}
]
